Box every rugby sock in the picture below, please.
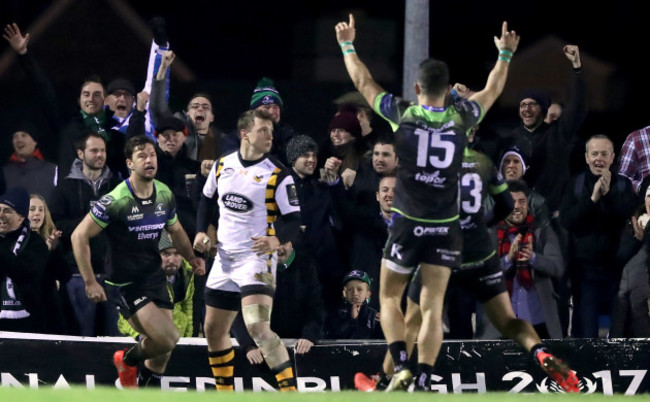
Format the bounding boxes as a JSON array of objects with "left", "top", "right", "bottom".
[
  {"left": 208, "top": 348, "right": 235, "bottom": 391},
  {"left": 414, "top": 363, "right": 433, "bottom": 391},
  {"left": 138, "top": 365, "right": 163, "bottom": 387},
  {"left": 271, "top": 360, "right": 297, "bottom": 392},
  {"left": 531, "top": 343, "right": 548, "bottom": 360},
  {"left": 388, "top": 341, "right": 409, "bottom": 372},
  {"left": 123, "top": 341, "right": 144, "bottom": 366}
]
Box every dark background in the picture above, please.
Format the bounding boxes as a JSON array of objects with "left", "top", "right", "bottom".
[{"left": 0, "top": 0, "right": 647, "bottom": 167}]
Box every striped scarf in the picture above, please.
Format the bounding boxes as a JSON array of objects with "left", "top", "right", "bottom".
[
  {"left": 0, "top": 223, "right": 31, "bottom": 319},
  {"left": 496, "top": 214, "right": 534, "bottom": 294}
]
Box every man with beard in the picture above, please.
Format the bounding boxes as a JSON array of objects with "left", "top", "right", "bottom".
[
  {"left": 49, "top": 133, "right": 122, "bottom": 336},
  {"left": 71, "top": 135, "right": 205, "bottom": 388}
]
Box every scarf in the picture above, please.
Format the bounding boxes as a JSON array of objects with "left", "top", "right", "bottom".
[
  {"left": 81, "top": 109, "right": 108, "bottom": 140},
  {"left": 0, "top": 223, "right": 32, "bottom": 319},
  {"left": 9, "top": 148, "right": 44, "bottom": 163},
  {"left": 496, "top": 214, "right": 534, "bottom": 294}
]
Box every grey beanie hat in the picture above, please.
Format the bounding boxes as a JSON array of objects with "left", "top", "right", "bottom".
[
  {"left": 286, "top": 134, "right": 318, "bottom": 166},
  {"left": 158, "top": 230, "right": 174, "bottom": 252}
]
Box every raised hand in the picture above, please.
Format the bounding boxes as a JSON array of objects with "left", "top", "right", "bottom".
[
  {"left": 3, "top": 23, "right": 29, "bottom": 55},
  {"left": 136, "top": 91, "right": 150, "bottom": 112},
  {"left": 563, "top": 45, "right": 581, "bottom": 68},
  {"left": 493, "top": 21, "right": 520, "bottom": 54},
  {"left": 335, "top": 13, "right": 356, "bottom": 45}
]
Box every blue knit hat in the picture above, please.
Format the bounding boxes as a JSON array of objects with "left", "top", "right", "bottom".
[
  {"left": 0, "top": 187, "right": 30, "bottom": 217},
  {"left": 250, "top": 77, "right": 283, "bottom": 110}
]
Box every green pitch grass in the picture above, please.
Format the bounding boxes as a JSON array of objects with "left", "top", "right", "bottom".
[{"left": 0, "top": 387, "right": 642, "bottom": 402}]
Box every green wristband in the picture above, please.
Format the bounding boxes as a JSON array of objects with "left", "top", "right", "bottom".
[
  {"left": 340, "top": 41, "right": 353, "bottom": 47},
  {"left": 499, "top": 49, "right": 513, "bottom": 56},
  {"left": 498, "top": 56, "right": 511, "bottom": 63},
  {"left": 343, "top": 49, "right": 357, "bottom": 55}
]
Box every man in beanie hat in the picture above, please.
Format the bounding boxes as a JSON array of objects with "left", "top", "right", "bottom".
[
  {"left": 0, "top": 186, "right": 49, "bottom": 333},
  {"left": 285, "top": 134, "right": 346, "bottom": 313},
  {"left": 3, "top": 123, "right": 58, "bottom": 203},
  {"left": 499, "top": 44, "right": 585, "bottom": 217},
  {"left": 335, "top": 14, "right": 520, "bottom": 391},
  {"left": 221, "top": 77, "right": 297, "bottom": 166},
  {"left": 493, "top": 144, "right": 551, "bottom": 228},
  {"left": 104, "top": 78, "right": 153, "bottom": 140}
]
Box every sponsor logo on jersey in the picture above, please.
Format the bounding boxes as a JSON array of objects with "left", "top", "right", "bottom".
[
  {"left": 415, "top": 170, "right": 446, "bottom": 186},
  {"left": 155, "top": 203, "right": 167, "bottom": 217},
  {"left": 127, "top": 213, "right": 144, "bottom": 221},
  {"left": 222, "top": 193, "right": 253, "bottom": 212},
  {"left": 253, "top": 175, "right": 263, "bottom": 183},
  {"left": 131, "top": 206, "right": 140, "bottom": 214},
  {"left": 413, "top": 226, "right": 449, "bottom": 236},
  {"left": 142, "top": 200, "right": 152, "bottom": 205},
  {"left": 223, "top": 167, "right": 234, "bottom": 175}
]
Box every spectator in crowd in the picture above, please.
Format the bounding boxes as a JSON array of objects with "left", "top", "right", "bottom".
[
  {"left": 2, "top": 125, "right": 58, "bottom": 203},
  {"left": 71, "top": 135, "right": 204, "bottom": 388},
  {"left": 335, "top": 14, "right": 519, "bottom": 391},
  {"left": 150, "top": 50, "right": 223, "bottom": 162},
  {"left": 3, "top": 23, "right": 141, "bottom": 179},
  {"left": 490, "top": 179, "right": 565, "bottom": 339},
  {"left": 333, "top": 91, "right": 386, "bottom": 153},
  {"left": 610, "top": 179, "right": 650, "bottom": 338},
  {"left": 0, "top": 187, "right": 49, "bottom": 333},
  {"left": 324, "top": 270, "right": 382, "bottom": 339},
  {"left": 28, "top": 193, "right": 71, "bottom": 334},
  {"left": 319, "top": 110, "right": 366, "bottom": 190},
  {"left": 284, "top": 134, "right": 346, "bottom": 313},
  {"left": 560, "top": 134, "right": 638, "bottom": 338},
  {"left": 151, "top": 116, "right": 201, "bottom": 239},
  {"left": 193, "top": 109, "right": 301, "bottom": 392},
  {"left": 233, "top": 241, "right": 326, "bottom": 365},
  {"left": 482, "top": 45, "right": 585, "bottom": 218},
  {"left": 222, "top": 77, "right": 297, "bottom": 166},
  {"left": 118, "top": 231, "right": 196, "bottom": 338},
  {"left": 618, "top": 124, "right": 650, "bottom": 195},
  {"left": 49, "top": 132, "right": 122, "bottom": 337}
]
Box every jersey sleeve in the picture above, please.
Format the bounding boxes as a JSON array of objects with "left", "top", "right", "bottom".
[
  {"left": 89, "top": 194, "right": 115, "bottom": 229},
  {"left": 274, "top": 171, "right": 301, "bottom": 216},
  {"left": 374, "top": 92, "right": 407, "bottom": 132},
  {"left": 166, "top": 192, "right": 179, "bottom": 227},
  {"left": 202, "top": 157, "right": 223, "bottom": 199}
]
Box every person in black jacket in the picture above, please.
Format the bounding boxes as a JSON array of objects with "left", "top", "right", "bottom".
[
  {"left": 151, "top": 116, "right": 200, "bottom": 240},
  {"left": 324, "top": 270, "right": 382, "bottom": 340},
  {"left": 0, "top": 187, "right": 49, "bottom": 333},
  {"left": 560, "top": 134, "right": 638, "bottom": 338},
  {"left": 49, "top": 133, "right": 122, "bottom": 336}
]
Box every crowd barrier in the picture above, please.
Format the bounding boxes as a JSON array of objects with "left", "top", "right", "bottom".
[{"left": 0, "top": 332, "right": 647, "bottom": 394}]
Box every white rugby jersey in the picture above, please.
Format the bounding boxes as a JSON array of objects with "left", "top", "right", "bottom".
[{"left": 202, "top": 152, "right": 300, "bottom": 252}]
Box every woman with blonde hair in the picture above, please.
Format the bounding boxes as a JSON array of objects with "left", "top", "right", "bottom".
[{"left": 28, "top": 193, "right": 61, "bottom": 250}]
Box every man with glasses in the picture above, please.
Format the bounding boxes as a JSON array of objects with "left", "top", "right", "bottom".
[{"left": 150, "top": 51, "right": 223, "bottom": 162}]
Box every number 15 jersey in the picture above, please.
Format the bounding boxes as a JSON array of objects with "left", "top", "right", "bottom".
[{"left": 374, "top": 92, "right": 483, "bottom": 222}]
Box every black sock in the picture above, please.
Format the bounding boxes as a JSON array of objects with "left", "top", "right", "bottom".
[
  {"left": 531, "top": 343, "right": 547, "bottom": 360},
  {"left": 123, "top": 342, "right": 144, "bottom": 366},
  {"left": 138, "top": 365, "right": 163, "bottom": 387},
  {"left": 414, "top": 363, "right": 433, "bottom": 390},
  {"left": 388, "top": 341, "right": 408, "bottom": 372}
]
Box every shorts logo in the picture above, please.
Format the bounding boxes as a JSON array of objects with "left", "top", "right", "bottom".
[
  {"left": 413, "top": 226, "right": 449, "bottom": 236},
  {"left": 390, "top": 244, "right": 403, "bottom": 260},
  {"left": 222, "top": 193, "right": 253, "bottom": 213},
  {"left": 133, "top": 296, "right": 148, "bottom": 306}
]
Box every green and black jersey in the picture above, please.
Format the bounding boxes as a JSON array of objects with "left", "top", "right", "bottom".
[
  {"left": 90, "top": 179, "right": 178, "bottom": 283},
  {"left": 374, "top": 92, "right": 483, "bottom": 222},
  {"left": 459, "top": 149, "right": 507, "bottom": 265}
]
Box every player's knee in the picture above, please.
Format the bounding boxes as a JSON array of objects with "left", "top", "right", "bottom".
[{"left": 242, "top": 304, "right": 273, "bottom": 343}]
